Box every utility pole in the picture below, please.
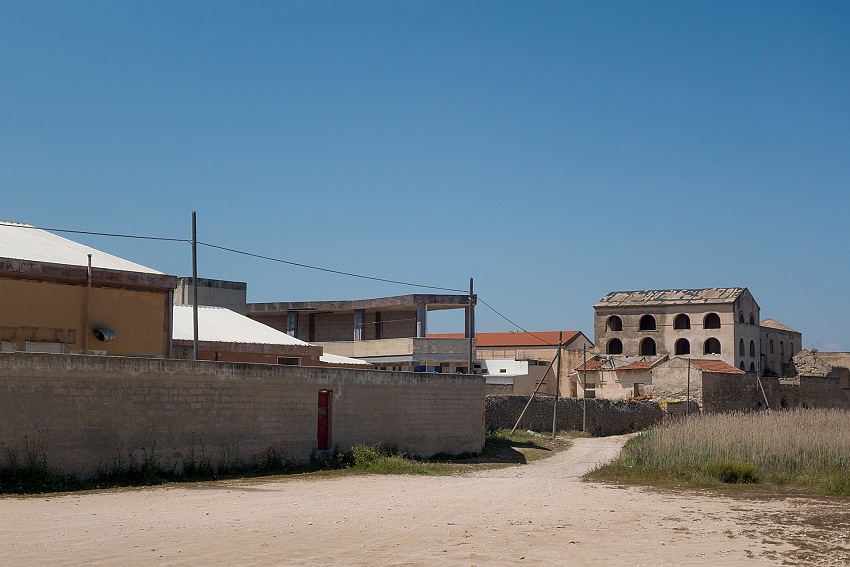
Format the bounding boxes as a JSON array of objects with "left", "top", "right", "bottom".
[
  {"left": 467, "top": 278, "right": 475, "bottom": 374},
  {"left": 552, "top": 331, "right": 562, "bottom": 439},
  {"left": 582, "top": 344, "right": 587, "bottom": 432},
  {"left": 192, "top": 211, "right": 199, "bottom": 361}
]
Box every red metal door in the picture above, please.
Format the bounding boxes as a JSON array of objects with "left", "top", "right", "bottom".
[{"left": 317, "top": 390, "right": 330, "bottom": 451}]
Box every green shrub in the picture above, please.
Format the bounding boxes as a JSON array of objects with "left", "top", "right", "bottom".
[{"left": 706, "top": 460, "right": 761, "bottom": 484}]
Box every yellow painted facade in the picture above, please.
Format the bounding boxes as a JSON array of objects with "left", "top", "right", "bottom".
[{"left": 0, "top": 278, "right": 170, "bottom": 357}]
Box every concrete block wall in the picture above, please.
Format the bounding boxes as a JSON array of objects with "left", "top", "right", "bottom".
[{"left": 0, "top": 353, "right": 485, "bottom": 479}]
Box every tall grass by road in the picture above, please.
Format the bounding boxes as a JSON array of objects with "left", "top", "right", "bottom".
[{"left": 587, "top": 409, "right": 850, "bottom": 496}]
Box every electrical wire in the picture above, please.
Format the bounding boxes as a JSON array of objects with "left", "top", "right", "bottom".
[
  {"left": 24, "top": 225, "right": 189, "bottom": 243},
  {"left": 197, "top": 241, "right": 468, "bottom": 293},
  {"left": 20, "top": 223, "right": 556, "bottom": 340},
  {"left": 476, "top": 297, "right": 562, "bottom": 347}
]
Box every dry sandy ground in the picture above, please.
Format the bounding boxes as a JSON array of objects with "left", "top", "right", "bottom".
[{"left": 2, "top": 434, "right": 848, "bottom": 566}]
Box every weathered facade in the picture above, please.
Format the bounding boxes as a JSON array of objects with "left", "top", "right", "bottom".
[
  {"left": 0, "top": 222, "right": 177, "bottom": 357},
  {"left": 594, "top": 288, "right": 762, "bottom": 370},
  {"left": 571, "top": 355, "right": 667, "bottom": 399},
  {"left": 760, "top": 318, "right": 803, "bottom": 376},
  {"left": 647, "top": 357, "right": 745, "bottom": 407}
]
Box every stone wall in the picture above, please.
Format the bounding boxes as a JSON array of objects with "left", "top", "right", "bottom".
[
  {"left": 0, "top": 353, "right": 485, "bottom": 479},
  {"left": 485, "top": 395, "right": 665, "bottom": 436},
  {"left": 701, "top": 373, "right": 850, "bottom": 412}
]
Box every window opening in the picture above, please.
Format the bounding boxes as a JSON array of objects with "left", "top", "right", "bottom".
[
  {"left": 640, "top": 337, "right": 656, "bottom": 356},
  {"left": 704, "top": 338, "right": 721, "bottom": 355},
  {"left": 674, "top": 314, "right": 690, "bottom": 329},
  {"left": 639, "top": 315, "right": 656, "bottom": 331},
  {"left": 704, "top": 313, "right": 721, "bottom": 329},
  {"left": 607, "top": 338, "right": 623, "bottom": 355}
]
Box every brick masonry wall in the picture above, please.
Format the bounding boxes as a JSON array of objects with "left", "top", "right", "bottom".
[
  {"left": 0, "top": 353, "right": 485, "bottom": 478},
  {"left": 485, "top": 395, "right": 665, "bottom": 436}
]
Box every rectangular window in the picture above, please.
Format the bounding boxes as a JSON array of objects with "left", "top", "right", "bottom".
[
  {"left": 1, "top": 341, "right": 14, "bottom": 352},
  {"left": 286, "top": 312, "right": 299, "bottom": 337},
  {"left": 277, "top": 357, "right": 301, "bottom": 366}
]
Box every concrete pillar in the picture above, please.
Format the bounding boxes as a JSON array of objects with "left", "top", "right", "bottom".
[{"left": 416, "top": 303, "right": 427, "bottom": 338}]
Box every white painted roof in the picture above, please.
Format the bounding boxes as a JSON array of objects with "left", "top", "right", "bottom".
[
  {"left": 0, "top": 221, "right": 161, "bottom": 273},
  {"left": 173, "top": 305, "right": 310, "bottom": 345},
  {"left": 319, "top": 352, "right": 371, "bottom": 366},
  {"left": 173, "top": 305, "right": 371, "bottom": 366}
]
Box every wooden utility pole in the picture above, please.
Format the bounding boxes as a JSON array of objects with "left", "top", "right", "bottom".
[
  {"left": 192, "top": 211, "right": 199, "bottom": 361},
  {"left": 511, "top": 350, "right": 560, "bottom": 435},
  {"left": 552, "top": 331, "right": 563, "bottom": 439},
  {"left": 467, "top": 278, "right": 475, "bottom": 374},
  {"left": 582, "top": 344, "right": 587, "bottom": 432}
]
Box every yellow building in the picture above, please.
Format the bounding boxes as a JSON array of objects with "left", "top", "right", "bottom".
[{"left": 0, "top": 221, "right": 177, "bottom": 357}]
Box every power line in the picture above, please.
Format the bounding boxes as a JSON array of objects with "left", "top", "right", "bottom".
[
  {"left": 27, "top": 225, "right": 189, "bottom": 243},
  {"left": 197, "top": 241, "right": 468, "bottom": 293},
  {"left": 476, "top": 297, "right": 560, "bottom": 346},
  {"left": 24, "top": 223, "right": 554, "bottom": 338}
]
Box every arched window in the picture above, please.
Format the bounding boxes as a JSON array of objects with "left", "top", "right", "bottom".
[
  {"left": 640, "top": 337, "right": 656, "bottom": 356},
  {"left": 606, "top": 316, "right": 622, "bottom": 332},
  {"left": 740, "top": 361, "right": 745, "bottom": 371},
  {"left": 675, "top": 338, "right": 690, "bottom": 355},
  {"left": 770, "top": 339, "right": 774, "bottom": 354},
  {"left": 749, "top": 340, "right": 756, "bottom": 358},
  {"left": 704, "top": 337, "right": 721, "bottom": 355},
  {"left": 607, "top": 338, "right": 623, "bottom": 355},
  {"left": 739, "top": 312, "right": 745, "bottom": 323},
  {"left": 674, "top": 314, "right": 690, "bottom": 329},
  {"left": 780, "top": 341, "right": 784, "bottom": 356},
  {"left": 704, "top": 313, "right": 721, "bottom": 329},
  {"left": 739, "top": 339, "right": 745, "bottom": 356},
  {"left": 749, "top": 313, "right": 755, "bottom": 325},
  {"left": 750, "top": 362, "right": 756, "bottom": 372},
  {"left": 639, "top": 315, "right": 656, "bottom": 331}
]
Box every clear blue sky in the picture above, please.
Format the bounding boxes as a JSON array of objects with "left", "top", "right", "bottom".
[{"left": 2, "top": 1, "right": 848, "bottom": 349}]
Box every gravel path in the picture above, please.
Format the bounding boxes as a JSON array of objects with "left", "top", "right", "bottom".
[{"left": 1, "top": 434, "right": 845, "bottom": 565}]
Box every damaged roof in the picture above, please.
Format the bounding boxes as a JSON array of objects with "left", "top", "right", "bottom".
[
  {"left": 574, "top": 355, "right": 667, "bottom": 372},
  {"left": 760, "top": 318, "right": 799, "bottom": 334},
  {"left": 595, "top": 288, "right": 747, "bottom": 308},
  {"left": 687, "top": 358, "right": 745, "bottom": 375}
]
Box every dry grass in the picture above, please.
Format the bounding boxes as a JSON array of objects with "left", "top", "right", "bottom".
[{"left": 587, "top": 409, "right": 850, "bottom": 496}]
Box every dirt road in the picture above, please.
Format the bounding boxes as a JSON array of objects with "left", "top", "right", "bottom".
[{"left": 2, "top": 434, "right": 846, "bottom": 565}]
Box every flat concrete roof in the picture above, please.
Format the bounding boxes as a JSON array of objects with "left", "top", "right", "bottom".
[{"left": 248, "top": 294, "right": 472, "bottom": 314}]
